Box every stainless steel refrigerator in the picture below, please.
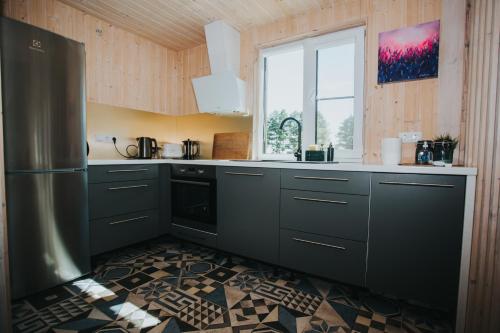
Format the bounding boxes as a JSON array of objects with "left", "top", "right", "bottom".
[{"left": 1, "top": 17, "right": 90, "bottom": 299}]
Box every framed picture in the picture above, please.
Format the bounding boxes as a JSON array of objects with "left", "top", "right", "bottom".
[{"left": 378, "top": 20, "right": 440, "bottom": 84}]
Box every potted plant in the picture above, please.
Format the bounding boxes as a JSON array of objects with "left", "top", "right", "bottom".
[{"left": 433, "top": 134, "right": 458, "bottom": 164}]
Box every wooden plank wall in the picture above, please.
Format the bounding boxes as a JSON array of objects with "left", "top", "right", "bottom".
[
  {"left": 463, "top": 0, "right": 500, "bottom": 331},
  {"left": 2, "top": 0, "right": 466, "bottom": 159},
  {"left": 177, "top": 43, "right": 210, "bottom": 116},
  {"left": 2, "top": 0, "right": 179, "bottom": 115},
  {"left": 174, "top": 0, "right": 462, "bottom": 164},
  {"left": 438, "top": 0, "right": 467, "bottom": 159},
  {"left": 241, "top": 0, "right": 444, "bottom": 164}
]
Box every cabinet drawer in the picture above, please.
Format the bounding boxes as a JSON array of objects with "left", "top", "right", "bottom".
[
  {"left": 281, "top": 169, "right": 370, "bottom": 195},
  {"left": 280, "top": 229, "right": 366, "bottom": 286},
  {"left": 171, "top": 223, "right": 217, "bottom": 248},
  {"left": 89, "top": 179, "right": 158, "bottom": 219},
  {"left": 91, "top": 210, "right": 158, "bottom": 255},
  {"left": 89, "top": 164, "right": 158, "bottom": 183},
  {"left": 280, "top": 189, "right": 368, "bottom": 241}
]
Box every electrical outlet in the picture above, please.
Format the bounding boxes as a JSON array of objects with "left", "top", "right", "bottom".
[
  {"left": 399, "top": 131, "right": 422, "bottom": 143},
  {"left": 95, "top": 134, "right": 114, "bottom": 143}
]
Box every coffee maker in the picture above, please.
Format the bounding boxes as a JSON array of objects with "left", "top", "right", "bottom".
[{"left": 182, "top": 139, "right": 200, "bottom": 160}]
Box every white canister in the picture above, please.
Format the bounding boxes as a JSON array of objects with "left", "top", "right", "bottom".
[{"left": 381, "top": 138, "right": 402, "bottom": 165}]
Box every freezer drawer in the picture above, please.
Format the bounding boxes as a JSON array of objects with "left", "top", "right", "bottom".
[{"left": 6, "top": 171, "right": 90, "bottom": 299}]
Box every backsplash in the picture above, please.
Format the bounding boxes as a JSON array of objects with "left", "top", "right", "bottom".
[{"left": 86, "top": 103, "right": 252, "bottom": 160}]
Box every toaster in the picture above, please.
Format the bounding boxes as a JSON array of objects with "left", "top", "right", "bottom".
[{"left": 161, "top": 143, "right": 183, "bottom": 159}]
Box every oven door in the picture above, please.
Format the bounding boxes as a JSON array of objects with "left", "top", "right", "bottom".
[{"left": 171, "top": 178, "right": 217, "bottom": 234}]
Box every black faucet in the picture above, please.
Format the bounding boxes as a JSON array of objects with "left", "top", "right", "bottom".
[{"left": 279, "top": 117, "right": 302, "bottom": 161}]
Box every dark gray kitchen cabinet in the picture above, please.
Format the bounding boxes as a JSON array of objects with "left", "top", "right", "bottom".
[
  {"left": 280, "top": 229, "right": 366, "bottom": 286},
  {"left": 159, "top": 164, "right": 171, "bottom": 235},
  {"left": 91, "top": 210, "right": 158, "bottom": 255},
  {"left": 281, "top": 169, "right": 370, "bottom": 195},
  {"left": 367, "top": 173, "right": 466, "bottom": 310},
  {"left": 89, "top": 164, "right": 158, "bottom": 183},
  {"left": 280, "top": 189, "right": 369, "bottom": 241},
  {"left": 88, "top": 164, "right": 160, "bottom": 255},
  {"left": 217, "top": 167, "right": 280, "bottom": 264},
  {"left": 89, "top": 179, "right": 158, "bottom": 219}
]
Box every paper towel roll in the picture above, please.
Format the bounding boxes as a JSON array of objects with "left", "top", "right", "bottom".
[{"left": 381, "top": 138, "right": 402, "bottom": 165}]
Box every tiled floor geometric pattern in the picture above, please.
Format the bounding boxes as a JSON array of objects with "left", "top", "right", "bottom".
[{"left": 12, "top": 236, "right": 454, "bottom": 332}]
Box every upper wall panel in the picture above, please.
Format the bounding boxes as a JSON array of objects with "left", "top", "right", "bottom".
[{"left": 3, "top": 0, "right": 179, "bottom": 115}]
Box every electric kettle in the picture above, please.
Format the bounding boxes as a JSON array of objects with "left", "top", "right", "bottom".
[
  {"left": 137, "top": 137, "right": 158, "bottom": 159},
  {"left": 182, "top": 139, "right": 200, "bottom": 160}
]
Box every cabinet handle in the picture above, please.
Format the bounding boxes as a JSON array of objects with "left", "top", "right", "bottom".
[
  {"left": 171, "top": 179, "right": 210, "bottom": 186},
  {"left": 292, "top": 237, "right": 346, "bottom": 251},
  {"left": 107, "top": 168, "right": 149, "bottom": 173},
  {"left": 294, "top": 176, "right": 349, "bottom": 182},
  {"left": 293, "top": 196, "right": 347, "bottom": 205},
  {"left": 225, "top": 172, "right": 264, "bottom": 177},
  {"left": 379, "top": 181, "right": 455, "bottom": 188},
  {"left": 107, "top": 184, "right": 149, "bottom": 190},
  {"left": 109, "top": 215, "right": 148, "bottom": 225}
]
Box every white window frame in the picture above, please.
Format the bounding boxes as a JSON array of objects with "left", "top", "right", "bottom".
[{"left": 255, "top": 26, "right": 365, "bottom": 162}]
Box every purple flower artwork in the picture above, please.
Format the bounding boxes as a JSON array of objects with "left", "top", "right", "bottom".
[{"left": 378, "top": 20, "right": 440, "bottom": 84}]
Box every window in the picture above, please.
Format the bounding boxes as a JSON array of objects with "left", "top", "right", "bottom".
[{"left": 257, "top": 27, "right": 365, "bottom": 161}]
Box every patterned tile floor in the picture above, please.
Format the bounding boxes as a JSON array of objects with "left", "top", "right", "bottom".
[{"left": 12, "top": 236, "right": 454, "bottom": 333}]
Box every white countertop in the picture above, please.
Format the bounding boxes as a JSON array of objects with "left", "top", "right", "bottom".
[{"left": 88, "top": 159, "right": 477, "bottom": 176}]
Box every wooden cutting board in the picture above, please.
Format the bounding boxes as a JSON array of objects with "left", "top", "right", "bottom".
[{"left": 212, "top": 132, "right": 250, "bottom": 160}]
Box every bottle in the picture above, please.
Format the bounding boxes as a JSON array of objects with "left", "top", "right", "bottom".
[{"left": 327, "top": 142, "right": 334, "bottom": 162}]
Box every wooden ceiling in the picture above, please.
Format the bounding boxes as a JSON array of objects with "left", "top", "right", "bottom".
[{"left": 60, "top": 0, "right": 327, "bottom": 50}]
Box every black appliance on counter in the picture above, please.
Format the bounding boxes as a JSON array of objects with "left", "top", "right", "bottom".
[
  {"left": 182, "top": 139, "right": 200, "bottom": 160},
  {"left": 171, "top": 164, "right": 217, "bottom": 234},
  {"left": 137, "top": 137, "right": 158, "bottom": 159},
  {"left": 1, "top": 17, "right": 90, "bottom": 299},
  {"left": 415, "top": 140, "right": 434, "bottom": 164}
]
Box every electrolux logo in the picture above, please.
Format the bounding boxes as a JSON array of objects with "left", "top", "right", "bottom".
[{"left": 29, "top": 39, "right": 45, "bottom": 53}]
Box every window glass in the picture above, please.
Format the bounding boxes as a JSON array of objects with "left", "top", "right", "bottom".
[
  {"left": 263, "top": 49, "right": 303, "bottom": 155},
  {"left": 317, "top": 41, "right": 355, "bottom": 99},
  {"left": 316, "top": 98, "right": 354, "bottom": 150},
  {"left": 316, "top": 40, "right": 356, "bottom": 150}
]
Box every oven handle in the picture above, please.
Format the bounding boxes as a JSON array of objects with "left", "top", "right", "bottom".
[{"left": 171, "top": 179, "right": 211, "bottom": 187}]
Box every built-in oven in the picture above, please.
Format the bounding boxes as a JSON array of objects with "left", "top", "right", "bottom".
[{"left": 171, "top": 164, "right": 217, "bottom": 234}]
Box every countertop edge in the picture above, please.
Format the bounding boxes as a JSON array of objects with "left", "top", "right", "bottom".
[{"left": 87, "top": 159, "right": 478, "bottom": 176}]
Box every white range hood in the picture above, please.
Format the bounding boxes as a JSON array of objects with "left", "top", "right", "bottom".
[{"left": 192, "top": 21, "right": 246, "bottom": 115}]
